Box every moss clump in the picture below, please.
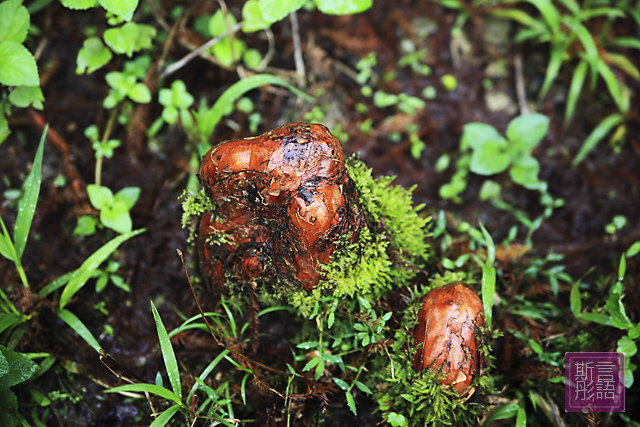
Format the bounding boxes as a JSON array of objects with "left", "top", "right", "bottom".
[{"left": 180, "top": 188, "right": 215, "bottom": 244}]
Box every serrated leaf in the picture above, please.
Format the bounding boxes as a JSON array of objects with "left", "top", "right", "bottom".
[
  {"left": 315, "top": 0, "right": 372, "bottom": 15},
  {"left": 0, "top": 41, "right": 39, "bottom": 87},
  {"left": 99, "top": 0, "right": 138, "bottom": 21},
  {"left": 507, "top": 113, "right": 549, "bottom": 151},
  {"left": 59, "top": 229, "right": 144, "bottom": 310},
  {"left": 57, "top": 309, "right": 101, "bottom": 353},
  {"left": 151, "top": 302, "right": 182, "bottom": 400},
  {"left": 0, "top": 0, "right": 30, "bottom": 44},
  {"left": 77, "top": 37, "right": 112, "bottom": 74}
]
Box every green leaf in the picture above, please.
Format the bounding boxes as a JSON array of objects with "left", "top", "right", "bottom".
[
  {"left": 564, "top": 18, "right": 599, "bottom": 70},
  {"left": 104, "top": 22, "right": 155, "bottom": 57},
  {"left": 149, "top": 405, "right": 181, "bottom": 427},
  {"left": 524, "top": 0, "right": 560, "bottom": 34},
  {"left": 0, "top": 113, "right": 9, "bottom": 146},
  {"left": 76, "top": 37, "right": 112, "bottom": 74},
  {"left": 57, "top": 309, "right": 101, "bottom": 353},
  {"left": 626, "top": 241, "right": 640, "bottom": 258},
  {"left": 355, "top": 381, "right": 372, "bottom": 394},
  {"left": 564, "top": 59, "right": 588, "bottom": 127},
  {"left": 482, "top": 265, "right": 495, "bottom": 330},
  {"left": 506, "top": 113, "right": 549, "bottom": 151},
  {"left": 242, "top": 0, "right": 269, "bottom": 33},
  {"left": 105, "top": 383, "right": 182, "bottom": 404},
  {"left": 605, "top": 283, "right": 633, "bottom": 330},
  {"left": 8, "top": 85, "right": 44, "bottom": 109},
  {"left": 332, "top": 377, "right": 349, "bottom": 391},
  {"left": 59, "top": 0, "right": 98, "bottom": 10},
  {"left": 87, "top": 184, "right": 114, "bottom": 211},
  {"left": 597, "top": 58, "right": 628, "bottom": 113},
  {"left": 470, "top": 140, "right": 511, "bottom": 175},
  {"left": 569, "top": 281, "right": 581, "bottom": 317},
  {"left": 302, "top": 356, "right": 321, "bottom": 372},
  {"left": 151, "top": 302, "right": 182, "bottom": 400},
  {"left": 346, "top": 391, "right": 357, "bottom": 415},
  {"left": 315, "top": 0, "right": 372, "bottom": 14},
  {"left": 0, "top": 0, "right": 29, "bottom": 44},
  {"left": 613, "top": 37, "right": 640, "bottom": 50},
  {"left": 572, "top": 113, "right": 625, "bottom": 166},
  {"left": 509, "top": 155, "right": 541, "bottom": 189},
  {"left": 538, "top": 40, "right": 565, "bottom": 100},
  {"left": 0, "top": 41, "right": 39, "bottom": 87},
  {"left": 59, "top": 229, "right": 144, "bottom": 310},
  {"left": 14, "top": 127, "right": 46, "bottom": 260},
  {"left": 617, "top": 335, "right": 637, "bottom": 357},
  {"left": 194, "top": 74, "right": 313, "bottom": 151},
  {"left": 486, "top": 402, "right": 518, "bottom": 421},
  {"left": 100, "top": 205, "right": 132, "bottom": 233},
  {"left": 607, "top": 52, "right": 640, "bottom": 81},
  {"left": 114, "top": 187, "right": 140, "bottom": 211},
  {"left": 127, "top": 82, "right": 151, "bottom": 103},
  {"left": 461, "top": 122, "right": 502, "bottom": 150},
  {"left": 98, "top": 0, "right": 138, "bottom": 21},
  {"left": 258, "top": 0, "right": 306, "bottom": 25},
  {"left": 0, "top": 345, "right": 39, "bottom": 388}
]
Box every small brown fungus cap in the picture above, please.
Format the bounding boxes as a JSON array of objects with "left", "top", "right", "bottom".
[
  {"left": 412, "top": 282, "right": 485, "bottom": 395},
  {"left": 197, "top": 123, "right": 365, "bottom": 292}
]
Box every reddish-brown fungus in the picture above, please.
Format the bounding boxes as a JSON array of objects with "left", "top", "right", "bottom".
[
  {"left": 197, "top": 123, "right": 365, "bottom": 291},
  {"left": 412, "top": 282, "right": 485, "bottom": 395}
]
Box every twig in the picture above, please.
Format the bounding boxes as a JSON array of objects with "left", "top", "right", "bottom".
[
  {"left": 514, "top": 52, "right": 529, "bottom": 115},
  {"left": 289, "top": 11, "right": 306, "bottom": 85},
  {"left": 160, "top": 22, "right": 243, "bottom": 79}
]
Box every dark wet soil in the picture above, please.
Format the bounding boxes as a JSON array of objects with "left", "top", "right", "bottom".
[{"left": 1, "top": 1, "right": 639, "bottom": 426}]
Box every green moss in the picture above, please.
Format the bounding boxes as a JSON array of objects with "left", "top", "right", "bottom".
[{"left": 180, "top": 188, "right": 215, "bottom": 243}]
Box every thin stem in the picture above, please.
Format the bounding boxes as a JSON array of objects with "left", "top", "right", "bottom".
[
  {"left": 15, "top": 261, "right": 30, "bottom": 290},
  {"left": 289, "top": 11, "right": 306, "bottom": 85},
  {"left": 96, "top": 107, "right": 120, "bottom": 187}
]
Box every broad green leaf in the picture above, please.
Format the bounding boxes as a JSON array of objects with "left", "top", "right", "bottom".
[
  {"left": 100, "top": 205, "right": 132, "bottom": 233},
  {"left": 195, "top": 74, "right": 313, "bottom": 152},
  {"left": 14, "top": 127, "right": 46, "bottom": 260},
  {"left": 0, "top": 0, "right": 29, "bottom": 44},
  {"left": 0, "top": 345, "right": 39, "bottom": 388},
  {"left": 486, "top": 402, "right": 518, "bottom": 421},
  {"left": 258, "top": 0, "right": 306, "bottom": 25},
  {"left": 59, "top": 229, "right": 144, "bottom": 310},
  {"left": 355, "top": 380, "right": 372, "bottom": 394},
  {"left": 127, "top": 82, "right": 151, "bottom": 103},
  {"left": 8, "top": 85, "right": 44, "bottom": 109},
  {"left": 242, "top": 0, "right": 269, "bottom": 33},
  {"left": 302, "top": 356, "right": 321, "bottom": 372},
  {"left": 114, "top": 187, "right": 140, "bottom": 211},
  {"left": 98, "top": 0, "right": 138, "bottom": 21},
  {"left": 626, "top": 241, "right": 640, "bottom": 258},
  {"left": 105, "top": 383, "right": 182, "bottom": 404},
  {"left": 564, "top": 59, "right": 588, "bottom": 127},
  {"left": 149, "top": 405, "right": 181, "bottom": 427},
  {"left": 617, "top": 335, "right": 637, "bottom": 357},
  {"left": 470, "top": 140, "right": 510, "bottom": 175},
  {"left": 461, "top": 123, "right": 502, "bottom": 150},
  {"left": 59, "top": 0, "right": 98, "bottom": 9},
  {"left": 0, "top": 41, "right": 39, "bottom": 86},
  {"left": 572, "top": 113, "right": 624, "bottom": 166},
  {"left": 212, "top": 38, "right": 245, "bottom": 67},
  {"left": 87, "top": 184, "right": 114, "bottom": 211},
  {"left": 0, "top": 313, "right": 23, "bottom": 336},
  {"left": 509, "top": 155, "right": 541, "bottom": 189},
  {"left": 57, "top": 310, "right": 101, "bottom": 353},
  {"left": 77, "top": 37, "right": 112, "bottom": 74},
  {"left": 315, "top": 0, "right": 372, "bottom": 15},
  {"left": 151, "top": 302, "right": 182, "bottom": 400},
  {"left": 507, "top": 113, "right": 549, "bottom": 151}
]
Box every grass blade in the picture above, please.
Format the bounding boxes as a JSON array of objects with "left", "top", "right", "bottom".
[
  {"left": 149, "top": 404, "right": 181, "bottom": 427},
  {"left": 59, "top": 228, "right": 145, "bottom": 310},
  {"left": 597, "top": 58, "right": 629, "bottom": 113},
  {"left": 57, "top": 309, "right": 101, "bottom": 353},
  {"left": 14, "top": 126, "right": 47, "bottom": 261},
  {"left": 539, "top": 41, "right": 565, "bottom": 100},
  {"left": 150, "top": 301, "right": 182, "bottom": 400},
  {"left": 194, "top": 74, "right": 314, "bottom": 153},
  {"left": 572, "top": 113, "right": 624, "bottom": 167},
  {"left": 0, "top": 216, "right": 18, "bottom": 262},
  {"left": 564, "top": 59, "right": 588, "bottom": 127},
  {"left": 105, "top": 383, "right": 182, "bottom": 404}
]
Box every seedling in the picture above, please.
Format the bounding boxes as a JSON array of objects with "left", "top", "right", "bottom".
[{"left": 87, "top": 184, "right": 140, "bottom": 234}]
